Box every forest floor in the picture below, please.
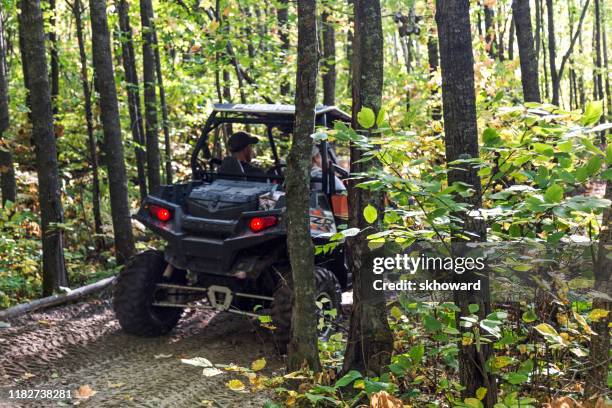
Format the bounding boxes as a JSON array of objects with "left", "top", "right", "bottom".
[{"left": 0, "top": 294, "right": 283, "bottom": 407}]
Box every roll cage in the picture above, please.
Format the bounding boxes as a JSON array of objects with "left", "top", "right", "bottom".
[{"left": 190, "top": 103, "right": 351, "bottom": 195}]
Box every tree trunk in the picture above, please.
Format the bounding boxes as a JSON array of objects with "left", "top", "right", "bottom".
[
  {"left": 513, "top": 0, "right": 541, "bottom": 102},
  {"left": 427, "top": 30, "right": 442, "bottom": 121},
  {"left": 277, "top": 0, "right": 290, "bottom": 97},
  {"left": 152, "top": 29, "right": 172, "bottom": 184},
  {"left": 508, "top": 16, "right": 515, "bottom": 60},
  {"left": 346, "top": 0, "right": 354, "bottom": 93},
  {"left": 72, "top": 0, "right": 102, "bottom": 234},
  {"left": 484, "top": 3, "right": 496, "bottom": 58},
  {"left": 583, "top": 179, "right": 611, "bottom": 405},
  {"left": 48, "top": 0, "right": 59, "bottom": 115},
  {"left": 117, "top": 0, "right": 147, "bottom": 201},
  {"left": 603, "top": 4, "right": 611, "bottom": 117},
  {"left": 546, "top": 0, "right": 559, "bottom": 105},
  {"left": 321, "top": 9, "right": 336, "bottom": 106},
  {"left": 89, "top": 0, "right": 135, "bottom": 264},
  {"left": 285, "top": 0, "right": 321, "bottom": 372},
  {"left": 342, "top": 0, "right": 393, "bottom": 377},
  {"left": 140, "top": 0, "right": 161, "bottom": 192},
  {"left": 19, "top": 0, "right": 67, "bottom": 295},
  {"left": 436, "top": 1, "right": 497, "bottom": 405},
  {"left": 0, "top": 12, "right": 16, "bottom": 206},
  {"left": 593, "top": 0, "right": 604, "bottom": 103}
]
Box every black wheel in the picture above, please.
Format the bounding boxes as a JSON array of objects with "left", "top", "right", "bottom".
[
  {"left": 270, "top": 265, "right": 342, "bottom": 350},
  {"left": 113, "top": 250, "right": 185, "bottom": 336}
]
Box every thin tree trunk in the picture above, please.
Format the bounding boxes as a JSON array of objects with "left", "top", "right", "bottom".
[
  {"left": 321, "top": 9, "right": 336, "bottom": 106},
  {"left": 277, "top": 0, "right": 290, "bottom": 97},
  {"left": 428, "top": 31, "right": 442, "bottom": 121},
  {"left": 286, "top": 0, "right": 321, "bottom": 372},
  {"left": 342, "top": 0, "right": 393, "bottom": 377},
  {"left": 72, "top": 0, "right": 102, "bottom": 234},
  {"left": 152, "top": 30, "right": 172, "bottom": 184},
  {"left": 513, "top": 0, "right": 541, "bottom": 102},
  {"left": 48, "top": 0, "right": 59, "bottom": 115},
  {"left": 603, "top": 4, "right": 611, "bottom": 116},
  {"left": 484, "top": 3, "right": 496, "bottom": 58},
  {"left": 593, "top": 0, "right": 604, "bottom": 102},
  {"left": 346, "top": 0, "right": 354, "bottom": 93},
  {"left": 89, "top": 0, "right": 135, "bottom": 264},
  {"left": 117, "top": 0, "right": 147, "bottom": 201},
  {"left": 19, "top": 0, "right": 67, "bottom": 295},
  {"left": 0, "top": 12, "right": 16, "bottom": 205},
  {"left": 436, "top": 1, "right": 497, "bottom": 405},
  {"left": 508, "top": 16, "right": 515, "bottom": 60},
  {"left": 140, "top": 0, "right": 161, "bottom": 192},
  {"left": 546, "top": 0, "right": 559, "bottom": 105}
]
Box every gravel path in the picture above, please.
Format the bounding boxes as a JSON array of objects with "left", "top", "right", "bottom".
[{"left": 0, "top": 298, "right": 283, "bottom": 407}]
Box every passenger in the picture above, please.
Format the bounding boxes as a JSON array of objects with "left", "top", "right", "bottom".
[
  {"left": 311, "top": 146, "right": 346, "bottom": 192},
  {"left": 226, "top": 131, "right": 266, "bottom": 179}
]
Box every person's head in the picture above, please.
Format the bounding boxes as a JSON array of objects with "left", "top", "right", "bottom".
[
  {"left": 228, "top": 131, "right": 259, "bottom": 163},
  {"left": 312, "top": 146, "right": 322, "bottom": 168}
]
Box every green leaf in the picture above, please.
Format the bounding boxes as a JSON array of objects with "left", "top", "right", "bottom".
[
  {"left": 357, "top": 107, "right": 375, "bottom": 129},
  {"left": 483, "top": 128, "right": 501, "bottom": 146},
  {"left": 468, "top": 304, "right": 480, "bottom": 314},
  {"left": 376, "top": 107, "right": 386, "bottom": 127},
  {"left": 586, "top": 155, "right": 602, "bottom": 176},
  {"left": 606, "top": 144, "right": 612, "bottom": 165},
  {"left": 505, "top": 372, "right": 529, "bottom": 385},
  {"left": 476, "top": 387, "right": 488, "bottom": 401},
  {"left": 464, "top": 397, "right": 484, "bottom": 408},
  {"left": 582, "top": 100, "right": 603, "bottom": 126},
  {"left": 523, "top": 309, "right": 538, "bottom": 323},
  {"left": 534, "top": 323, "right": 563, "bottom": 344},
  {"left": 334, "top": 370, "right": 362, "bottom": 388},
  {"left": 543, "top": 183, "right": 563, "bottom": 203},
  {"left": 363, "top": 204, "right": 378, "bottom": 224}
]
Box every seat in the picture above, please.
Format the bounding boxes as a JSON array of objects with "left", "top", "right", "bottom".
[{"left": 218, "top": 156, "right": 246, "bottom": 180}]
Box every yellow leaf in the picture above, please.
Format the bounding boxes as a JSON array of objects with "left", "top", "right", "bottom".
[
  {"left": 476, "top": 387, "right": 487, "bottom": 401},
  {"left": 462, "top": 336, "right": 473, "bottom": 346},
  {"left": 226, "top": 379, "right": 245, "bottom": 392},
  {"left": 588, "top": 308, "right": 609, "bottom": 322},
  {"left": 251, "top": 358, "right": 266, "bottom": 372}
]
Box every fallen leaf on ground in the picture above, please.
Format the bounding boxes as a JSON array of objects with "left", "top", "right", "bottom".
[
  {"left": 22, "top": 372, "right": 35, "bottom": 379},
  {"left": 181, "top": 357, "right": 213, "bottom": 367},
  {"left": 226, "top": 379, "right": 246, "bottom": 392},
  {"left": 107, "top": 382, "right": 125, "bottom": 389},
  {"left": 75, "top": 385, "right": 96, "bottom": 400},
  {"left": 154, "top": 353, "right": 173, "bottom": 359},
  {"left": 202, "top": 367, "right": 223, "bottom": 377},
  {"left": 251, "top": 358, "right": 266, "bottom": 372},
  {"left": 370, "top": 390, "right": 403, "bottom": 408}
]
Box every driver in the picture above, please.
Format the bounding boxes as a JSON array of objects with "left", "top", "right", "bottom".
[{"left": 227, "top": 131, "right": 266, "bottom": 178}]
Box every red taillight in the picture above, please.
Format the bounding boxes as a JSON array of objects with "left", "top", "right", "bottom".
[
  {"left": 149, "top": 205, "right": 172, "bottom": 222},
  {"left": 249, "top": 216, "right": 277, "bottom": 232}
]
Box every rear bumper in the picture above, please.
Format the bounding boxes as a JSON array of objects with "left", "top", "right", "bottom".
[{"left": 135, "top": 196, "right": 285, "bottom": 274}]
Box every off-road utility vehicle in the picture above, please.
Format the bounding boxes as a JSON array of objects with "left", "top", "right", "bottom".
[{"left": 113, "top": 104, "right": 352, "bottom": 346}]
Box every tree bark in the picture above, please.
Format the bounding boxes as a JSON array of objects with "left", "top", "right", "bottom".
[
  {"left": 277, "top": 0, "right": 290, "bottom": 98},
  {"left": 152, "top": 28, "right": 172, "bottom": 184},
  {"left": 140, "top": 0, "right": 161, "bottom": 192},
  {"left": 508, "top": 16, "right": 515, "bottom": 60},
  {"left": 72, "top": 0, "right": 102, "bottom": 234},
  {"left": 89, "top": 0, "right": 135, "bottom": 264},
  {"left": 19, "top": 0, "right": 67, "bottom": 295},
  {"left": 512, "top": 0, "right": 541, "bottom": 102},
  {"left": 436, "top": 1, "right": 497, "bottom": 405},
  {"left": 47, "top": 0, "right": 59, "bottom": 115},
  {"left": 484, "top": 3, "right": 496, "bottom": 58},
  {"left": 593, "top": 0, "right": 604, "bottom": 103},
  {"left": 546, "top": 0, "right": 559, "bottom": 105},
  {"left": 321, "top": 9, "right": 336, "bottom": 106},
  {"left": 342, "top": 0, "right": 393, "bottom": 377},
  {"left": 0, "top": 12, "right": 16, "bottom": 206},
  {"left": 583, "top": 179, "right": 611, "bottom": 405},
  {"left": 117, "top": 0, "right": 147, "bottom": 201},
  {"left": 285, "top": 0, "right": 321, "bottom": 372}
]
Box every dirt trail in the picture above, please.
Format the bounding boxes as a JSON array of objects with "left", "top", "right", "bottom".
[{"left": 0, "top": 297, "right": 283, "bottom": 407}]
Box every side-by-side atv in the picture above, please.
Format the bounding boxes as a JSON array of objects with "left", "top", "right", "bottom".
[{"left": 113, "top": 103, "right": 352, "bottom": 346}]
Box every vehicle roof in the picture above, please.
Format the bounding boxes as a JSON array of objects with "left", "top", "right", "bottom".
[{"left": 212, "top": 103, "right": 352, "bottom": 122}]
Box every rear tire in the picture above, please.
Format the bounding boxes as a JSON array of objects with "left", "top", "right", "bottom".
[
  {"left": 271, "top": 266, "right": 342, "bottom": 351},
  {"left": 113, "top": 250, "right": 184, "bottom": 336}
]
